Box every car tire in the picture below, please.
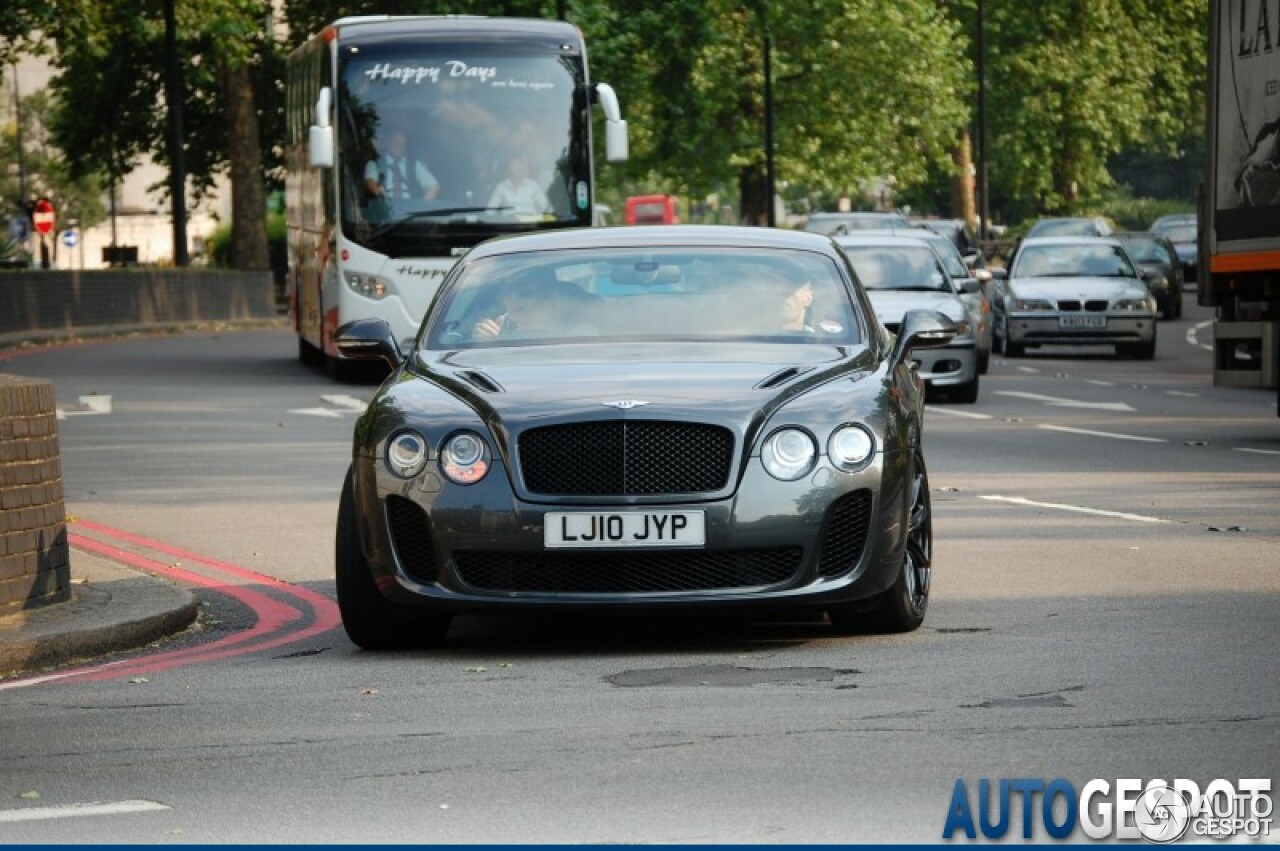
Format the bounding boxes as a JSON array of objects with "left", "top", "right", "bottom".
[
  {"left": 299, "top": 337, "right": 324, "bottom": 367},
  {"left": 336, "top": 469, "right": 452, "bottom": 650},
  {"left": 949, "top": 374, "right": 979, "bottom": 404},
  {"left": 829, "top": 451, "right": 931, "bottom": 634},
  {"left": 977, "top": 349, "right": 990, "bottom": 375},
  {"left": 999, "top": 316, "right": 1024, "bottom": 357},
  {"left": 1118, "top": 328, "right": 1158, "bottom": 361}
]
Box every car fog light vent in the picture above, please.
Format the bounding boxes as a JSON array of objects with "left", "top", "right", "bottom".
[
  {"left": 386, "top": 496, "right": 437, "bottom": 582},
  {"left": 817, "top": 489, "right": 873, "bottom": 578}
]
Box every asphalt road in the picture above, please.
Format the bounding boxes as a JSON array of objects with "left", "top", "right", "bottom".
[{"left": 0, "top": 300, "right": 1276, "bottom": 843}]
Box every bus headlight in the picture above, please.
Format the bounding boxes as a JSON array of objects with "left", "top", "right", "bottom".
[{"left": 346, "top": 272, "right": 391, "bottom": 300}]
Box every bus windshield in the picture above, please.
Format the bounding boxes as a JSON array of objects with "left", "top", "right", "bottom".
[{"left": 338, "top": 42, "right": 588, "bottom": 257}]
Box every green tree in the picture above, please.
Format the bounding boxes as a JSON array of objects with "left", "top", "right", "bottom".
[
  {"left": 976, "top": 0, "right": 1207, "bottom": 220},
  {"left": 1, "top": 89, "right": 106, "bottom": 244},
  {"left": 580, "top": 0, "right": 971, "bottom": 224},
  {"left": 46, "top": 0, "right": 280, "bottom": 269}
]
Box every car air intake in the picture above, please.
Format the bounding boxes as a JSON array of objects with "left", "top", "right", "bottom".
[
  {"left": 385, "top": 495, "right": 438, "bottom": 582},
  {"left": 816, "top": 489, "right": 873, "bottom": 578},
  {"left": 453, "top": 548, "right": 802, "bottom": 593},
  {"left": 518, "top": 421, "right": 734, "bottom": 496}
]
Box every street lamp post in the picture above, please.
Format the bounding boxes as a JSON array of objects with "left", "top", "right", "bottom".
[
  {"left": 976, "top": 0, "right": 990, "bottom": 241},
  {"left": 163, "top": 0, "right": 190, "bottom": 266},
  {"left": 764, "top": 30, "right": 776, "bottom": 227}
]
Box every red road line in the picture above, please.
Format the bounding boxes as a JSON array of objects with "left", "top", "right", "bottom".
[
  {"left": 2, "top": 525, "right": 342, "bottom": 687},
  {"left": 64, "top": 535, "right": 305, "bottom": 681}
]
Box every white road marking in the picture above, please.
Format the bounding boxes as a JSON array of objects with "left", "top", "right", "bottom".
[
  {"left": 996, "top": 391, "right": 1136, "bottom": 412},
  {"left": 1086, "top": 380, "right": 1114, "bottom": 386},
  {"left": 980, "top": 495, "right": 1172, "bottom": 524},
  {"left": 55, "top": 394, "right": 113, "bottom": 420},
  {"left": 1235, "top": 447, "right": 1280, "bottom": 457},
  {"left": 320, "top": 394, "right": 368, "bottom": 412},
  {"left": 1036, "top": 423, "right": 1166, "bottom": 443},
  {"left": 927, "top": 407, "right": 993, "bottom": 420},
  {"left": 0, "top": 800, "right": 170, "bottom": 823},
  {"left": 289, "top": 407, "right": 345, "bottom": 418},
  {"left": 1166, "top": 390, "right": 1199, "bottom": 397},
  {"left": 1187, "top": 320, "right": 1214, "bottom": 351},
  {"left": 1015, "top": 366, "right": 1040, "bottom": 373},
  {"left": 290, "top": 395, "right": 368, "bottom": 418}
]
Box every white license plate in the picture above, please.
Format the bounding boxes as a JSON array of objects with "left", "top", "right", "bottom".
[
  {"left": 1059, "top": 314, "right": 1106, "bottom": 329},
  {"left": 544, "top": 511, "right": 706, "bottom": 549}
]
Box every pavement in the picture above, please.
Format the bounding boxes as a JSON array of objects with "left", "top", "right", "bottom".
[{"left": 0, "top": 550, "right": 199, "bottom": 679}]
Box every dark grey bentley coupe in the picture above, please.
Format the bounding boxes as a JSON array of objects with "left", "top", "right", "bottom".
[{"left": 333, "top": 225, "right": 956, "bottom": 648}]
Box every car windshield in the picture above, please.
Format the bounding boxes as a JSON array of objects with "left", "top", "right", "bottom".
[
  {"left": 1027, "top": 219, "right": 1098, "bottom": 237},
  {"left": 1117, "top": 237, "right": 1173, "bottom": 264},
  {"left": 1163, "top": 225, "right": 1196, "bottom": 243},
  {"left": 423, "top": 247, "right": 863, "bottom": 349},
  {"left": 804, "top": 213, "right": 910, "bottom": 235},
  {"left": 1014, "top": 244, "right": 1137, "bottom": 278},
  {"left": 840, "top": 245, "right": 952, "bottom": 292}
]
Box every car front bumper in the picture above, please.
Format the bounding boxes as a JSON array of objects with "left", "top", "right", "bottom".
[
  {"left": 1006, "top": 314, "right": 1155, "bottom": 347},
  {"left": 910, "top": 342, "right": 979, "bottom": 387},
  {"left": 353, "top": 449, "right": 914, "bottom": 616}
]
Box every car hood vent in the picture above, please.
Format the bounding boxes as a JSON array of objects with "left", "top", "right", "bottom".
[
  {"left": 459, "top": 370, "right": 504, "bottom": 393},
  {"left": 755, "top": 365, "right": 814, "bottom": 389}
]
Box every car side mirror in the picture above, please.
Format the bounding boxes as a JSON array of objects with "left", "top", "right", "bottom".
[
  {"left": 958, "top": 278, "right": 981, "bottom": 294},
  {"left": 336, "top": 318, "right": 402, "bottom": 369},
  {"left": 308, "top": 86, "right": 334, "bottom": 169},
  {"left": 890, "top": 309, "right": 956, "bottom": 369}
]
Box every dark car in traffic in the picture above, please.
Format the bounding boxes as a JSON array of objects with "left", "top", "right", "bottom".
[
  {"left": 1025, "top": 216, "right": 1115, "bottom": 238},
  {"left": 804, "top": 211, "right": 911, "bottom": 236},
  {"left": 1152, "top": 221, "right": 1197, "bottom": 285},
  {"left": 332, "top": 226, "right": 957, "bottom": 647},
  {"left": 1112, "top": 231, "right": 1184, "bottom": 319}
]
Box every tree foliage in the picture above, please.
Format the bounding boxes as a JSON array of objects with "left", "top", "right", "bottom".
[{"left": 968, "top": 0, "right": 1207, "bottom": 219}]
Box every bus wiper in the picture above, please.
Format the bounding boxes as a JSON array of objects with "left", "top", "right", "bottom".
[{"left": 368, "top": 207, "right": 514, "bottom": 240}]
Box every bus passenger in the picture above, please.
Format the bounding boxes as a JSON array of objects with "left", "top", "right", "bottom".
[{"left": 487, "top": 156, "right": 551, "bottom": 217}]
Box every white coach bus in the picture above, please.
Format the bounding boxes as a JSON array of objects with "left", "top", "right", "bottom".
[{"left": 285, "top": 16, "right": 628, "bottom": 375}]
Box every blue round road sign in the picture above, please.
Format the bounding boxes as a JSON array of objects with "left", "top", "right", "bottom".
[{"left": 62, "top": 229, "right": 77, "bottom": 248}]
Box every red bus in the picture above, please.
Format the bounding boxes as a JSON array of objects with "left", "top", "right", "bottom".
[{"left": 625, "top": 195, "right": 679, "bottom": 225}]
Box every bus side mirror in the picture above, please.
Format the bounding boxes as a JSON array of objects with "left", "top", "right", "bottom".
[
  {"left": 309, "top": 86, "right": 334, "bottom": 169},
  {"left": 595, "top": 83, "right": 629, "bottom": 163}
]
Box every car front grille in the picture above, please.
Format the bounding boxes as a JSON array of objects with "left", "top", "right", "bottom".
[
  {"left": 386, "top": 495, "right": 438, "bottom": 582},
  {"left": 1056, "top": 300, "right": 1109, "bottom": 312},
  {"left": 816, "top": 489, "right": 874, "bottom": 578},
  {"left": 518, "top": 421, "right": 734, "bottom": 496},
  {"left": 453, "top": 548, "right": 802, "bottom": 594}
]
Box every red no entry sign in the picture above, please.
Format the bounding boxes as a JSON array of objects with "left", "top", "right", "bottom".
[{"left": 32, "top": 198, "right": 55, "bottom": 236}]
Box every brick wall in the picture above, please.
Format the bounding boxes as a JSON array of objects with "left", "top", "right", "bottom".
[
  {"left": 0, "top": 268, "right": 277, "bottom": 346},
  {"left": 0, "top": 375, "right": 69, "bottom": 615}
]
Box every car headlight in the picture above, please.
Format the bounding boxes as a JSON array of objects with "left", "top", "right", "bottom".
[
  {"left": 1113, "top": 298, "right": 1150, "bottom": 312},
  {"left": 828, "top": 425, "right": 875, "bottom": 472},
  {"left": 1012, "top": 298, "right": 1054, "bottom": 311},
  {"left": 441, "top": 431, "right": 490, "bottom": 484},
  {"left": 345, "top": 272, "right": 392, "bottom": 300},
  {"left": 1146, "top": 275, "right": 1168, "bottom": 290},
  {"left": 386, "top": 430, "right": 429, "bottom": 479},
  {"left": 761, "top": 427, "right": 817, "bottom": 481}
]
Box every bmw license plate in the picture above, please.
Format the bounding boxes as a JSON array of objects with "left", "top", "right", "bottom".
[
  {"left": 1059, "top": 314, "right": 1106, "bottom": 329},
  {"left": 544, "top": 511, "right": 706, "bottom": 548}
]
